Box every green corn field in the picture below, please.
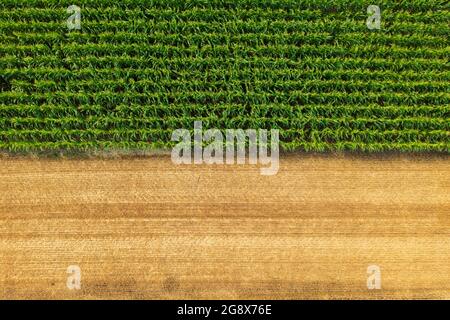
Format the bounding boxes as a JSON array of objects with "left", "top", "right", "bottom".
[{"left": 0, "top": 0, "right": 448, "bottom": 153}]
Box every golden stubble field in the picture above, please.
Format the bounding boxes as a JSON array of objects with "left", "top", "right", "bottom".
[{"left": 0, "top": 154, "right": 449, "bottom": 299}]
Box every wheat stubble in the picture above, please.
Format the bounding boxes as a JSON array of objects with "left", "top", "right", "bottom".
[{"left": 0, "top": 154, "right": 448, "bottom": 299}]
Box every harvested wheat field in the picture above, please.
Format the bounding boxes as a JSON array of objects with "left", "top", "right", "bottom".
[{"left": 0, "top": 154, "right": 448, "bottom": 300}]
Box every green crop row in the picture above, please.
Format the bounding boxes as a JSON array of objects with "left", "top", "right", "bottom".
[
  {"left": 7, "top": 79, "right": 448, "bottom": 95},
  {"left": 0, "top": 116, "right": 447, "bottom": 131},
  {"left": 3, "top": 67, "right": 449, "bottom": 85},
  {"left": 3, "top": 43, "right": 448, "bottom": 60},
  {"left": 2, "top": 54, "right": 445, "bottom": 73},
  {"left": 1, "top": 20, "right": 448, "bottom": 37},
  {"left": 1, "top": 31, "right": 447, "bottom": 49},
  {"left": 1, "top": 91, "right": 448, "bottom": 106},
  {"left": 0, "top": 140, "right": 447, "bottom": 153},
  {"left": 4, "top": 67, "right": 449, "bottom": 83},
  {"left": 1, "top": 6, "right": 448, "bottom": 24},
  {"left": 0, "top": 141, "right": 446, "bottom": 153},
  {"left": 0, "top": 0, "right": 448, "bottom": 154},
  {"left": 0, "top": 103, "right": 448, "bottom": 119},
  {"left": 0, "top": 128, "right": 447, "bottom": 146},
  {"left": 1, "top": 0, "right": 447, "bottom": 12}
]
